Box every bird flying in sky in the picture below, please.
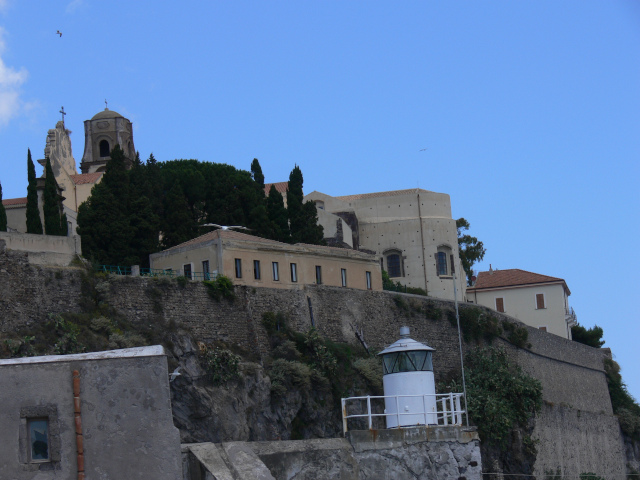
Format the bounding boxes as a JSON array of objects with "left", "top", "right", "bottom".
[{"left": 56, "top": 30, "right": 62, "bottom": 37}]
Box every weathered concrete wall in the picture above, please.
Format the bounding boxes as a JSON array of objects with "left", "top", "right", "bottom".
[
  {"left": 0, "top": 346, "right": 182, "bottom": 480},
  {"left": 533, "top": 403, "right": 627, "bottom": 479},
  {"left": 183, "top": 426, "right": 482, "bottom": 480},
  {"left": 0, "top": 233, "right": 81, "bottom": 266}
]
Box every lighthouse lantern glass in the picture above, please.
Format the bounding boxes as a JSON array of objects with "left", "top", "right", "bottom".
[{"left": 382, "top": 351, "right": 433, "bottom": 374}]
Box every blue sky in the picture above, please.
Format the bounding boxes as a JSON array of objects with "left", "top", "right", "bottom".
[{"left": 0, "top": 1, "right": 639, "bottom": 398}]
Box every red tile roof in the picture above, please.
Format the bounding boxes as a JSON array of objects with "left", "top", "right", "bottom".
[
  {"left": 335, "top": 188, "right": 434, "bottom": 201},
  {"left": 160, "top": 229, "right": 371, "bottom": 259},
  {"left": 2, "top": 197, "right": 27, "bottom": 207},
  {"left": 264, "top": 182, "right": 288, "bottom": 196},
  {"left": 71, "top": 173, "right": 103, "bottom": 185},
  {"left": 468, "top": 269, "right": 569, "bottom": 293}
]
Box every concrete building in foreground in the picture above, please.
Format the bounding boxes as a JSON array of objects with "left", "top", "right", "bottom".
[
  {"left": 150, "top": 229, "right": 383, "bottom": 292},
  {"left": 0, "top": 346, "right": 181, "bottom": 480},
  {"left": 466, "top": 268, "right": 577, "bottom": 339},
  {"left": 304, "top": 188, "right": 466, "bottom": 301}
]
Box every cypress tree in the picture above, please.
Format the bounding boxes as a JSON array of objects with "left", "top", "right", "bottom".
[
  {"left": 60, "top": 213, "right": 68, "bottom": 236},
  {"left": 43, "top": 158, "right": 62, "bottom": 235},
  {"left": 26, "top": 149, "right": 43, "bottom": 234},
  {"left": 250, "top": 158, "right": 265, "bottom": 194},
  {"left": 267, "top": 185, "right": 290, "bottom": 243},
  {"left": 287, "top": 165, "right": 305, "bottom": 243},
  {"left": 299, "top": 200, "right": 325, "bottom": 245},
  {"left": 77, "top": 145, "right": 132, "bottom": 264},
  {"left": 0, "top": 181, "right": 7, "bottom": 231}
]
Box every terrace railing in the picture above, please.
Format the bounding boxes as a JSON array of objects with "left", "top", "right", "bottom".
[{"left": 341, "top": 393, "right": 465, "bottom": 435}]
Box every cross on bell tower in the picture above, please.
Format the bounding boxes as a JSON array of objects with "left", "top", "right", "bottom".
[{"left": 59, "top": 106, "right": 66, "bottom": 124}]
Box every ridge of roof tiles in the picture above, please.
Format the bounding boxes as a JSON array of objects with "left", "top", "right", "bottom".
[
  {"left": 2, "top": 197, "right": 27, "bottom": 206},
  {"left": 335, "top": 188, "right": 434, "bottom": 201},
  {"left": 162, "top": 229, "right": 367, "bottom": 255},
  {"left": 162, "top": 229, "right": 288, "bottom": 252},
  {"left": 71, "top": 173, "right": 103, "bottom": 185},
  {"left": 468, "top": 269, "right": 565, "bottom": 290},
  {"left": 264, "top": 182, "right": 289, "bottom": 196}
]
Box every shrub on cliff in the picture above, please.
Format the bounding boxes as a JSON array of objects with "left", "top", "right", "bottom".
[
  {"left": 604, "top": 357, "right": 640, "bottom": 440},
  {"left": 571, "top": 323, "right": 605, "bottom": 348},
  {"left": 446, "top": 346, "right": 542, "bottom": 450}
]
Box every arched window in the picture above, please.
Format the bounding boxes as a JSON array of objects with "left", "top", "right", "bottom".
[
  {"left": 436, "top": 245, "right": 453, "bottom": 276},
  {"left": 99, "top": 140, "right": 110, "bottom": 157},
  {"left": 385, "top": 250, "right": 403, "bottom": 278}
]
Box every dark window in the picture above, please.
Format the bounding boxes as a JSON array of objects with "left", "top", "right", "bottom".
[
  {"left": 28, "top": 419, "right": 49, "bottom": 462},
  {"left": 235, "top": 259, "right": 242, "bottom": 278},
  {"left": 387, "top": 254, "right": 402, "bottom": 277},
  {"left": 202, "top": 260, "right": 210, "bottom": 280},
  {"left": 536, "top": 293, "right": 545, "bottom": 309},
  {"left": 99, "top": 140, "right": 110, "bottom": 157},
  {"left": 315, "top": 266, "right": 322, "bottom": 284},
  {"left": 450, "top": 254, "right": 455, "bottom": 274},
  {"left": 341, "top": 268, "right": 347, "bottom": 287},
  {"left": 496, "top": 297, "right": 505, "bottom": 313},
  {"left": 436, "top": 252, "right": 448, "bottom": 276},
  {"left": 254, "top": 260, "right": 261, "bottom": 280},
  {"left": 366, "top": 271, "right": 372, "bottom": 290},
  {"left": 183, "top": 264, "right": 192, "bottom": 280},
  {"left": 272, "top": 262, "right": 279, "bottom": 281},
  {"left": 290, "top": 263, "right": 298, "bottom": 282},
  {"left": 539, "top": 326, "right": 548, "bottom": 332}
]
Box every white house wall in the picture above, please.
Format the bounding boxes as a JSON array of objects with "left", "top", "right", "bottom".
[{"left": 471, "top": 283, "right": 569, "bottom": 338}]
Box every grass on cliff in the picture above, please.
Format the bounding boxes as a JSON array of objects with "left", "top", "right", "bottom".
[{"left": 261, "top": 311, "right": 382, "bottom": 403}]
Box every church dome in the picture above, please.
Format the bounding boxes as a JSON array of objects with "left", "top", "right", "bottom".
[{"left": 91, "top": 108, "right": 124, "bottom": 120}]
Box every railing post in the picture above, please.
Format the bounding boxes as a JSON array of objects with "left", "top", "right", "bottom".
[
  {"left": 455, "top": 394, "right": 462, "bottom": 425},
  {"left": 396, "top": 396, "right": 401, "bottom": 428},
  {"left": 449, "top": 393, "right": 454, "bottom": 425},
  {"left": 423, "top": 395, "right": 428, "bottom": 425},
  {"left": 443, "top": 397, "right": 449, "bottom": 426},
  {"left": 342, "top": 398, "right": 347, "bottom": 436},
  {"left": 367, "top": 396, "right": 372, "bottom": 430}
]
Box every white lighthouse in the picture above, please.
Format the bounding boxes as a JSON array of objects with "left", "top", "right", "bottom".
[{"left": 378, "top": 326, "right": 437, "bottom": 428}]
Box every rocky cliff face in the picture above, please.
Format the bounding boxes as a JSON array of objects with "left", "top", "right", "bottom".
[{"left": 167, "top": 333, "right": 348, "bottom": 444}]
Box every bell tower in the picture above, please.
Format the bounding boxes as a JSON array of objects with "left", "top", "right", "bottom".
[{"left": 80, "top": 107, "right": 135, "bottom": 174}]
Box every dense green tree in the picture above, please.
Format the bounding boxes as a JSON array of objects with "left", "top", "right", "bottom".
[
  {"left": 161, "top": 181, "right": 196, "bottom": 249},
  {"left": 128, "top": 154, "right": 160, "bottom": 266},
  {"left": 267, "top": 185, "right": 290, "bottom": 243},
  {"left": 0, "top": 181, "right": 7, "bottom": 231},
  {"left": 250, "top": 158, "right": 265, "bottom": 193},
  {"left": 456, "top": 218, "right": 486, "bottom": 285},
  {"left": 60, "top": 213, "right": 68, "bottom": 236},
  {"left": 286, "top": 165, "right": 305, "bottom": 242},
  {"left": 299, "top": 200, "right": 325, "bottom": 244},
  {"left": 571, "top": 323, "right": 605, "bottom": 348},
  {"left": 77, "top": 145, "right": 132, "bottom": 264},
  {"left": 26, "top": 149, "right": 43, "bottom": 234},
  {"left": 286, "top": 165, "right": 324, "bottom": 244},
  {"left": 43, "top": 158, "right": 63, "bottom": 235}
]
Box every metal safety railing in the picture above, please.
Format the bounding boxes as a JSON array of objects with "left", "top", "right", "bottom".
[
  {"left": 97, "top": 266, "right": 217, "bottom": 281},
  {"left": 341, "top": 393, "right": 465, "bottom": 435},
  {"left": 97, "top": 265, "right": 132, "bottom": 275}
]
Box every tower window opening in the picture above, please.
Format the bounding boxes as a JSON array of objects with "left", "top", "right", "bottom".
[{"left": 99, "top": 140, "right": 110, "bottom": 157}]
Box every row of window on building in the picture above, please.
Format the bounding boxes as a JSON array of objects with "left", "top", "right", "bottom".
[
  {"left": 494, "top": 293, "right": 547, "bottom": 314},
  {"left": 233, "top": 258, "right": 373, "bottom": 290},
  {"left": 384, "top": 250, "right": 456, "bottom": 278}
]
